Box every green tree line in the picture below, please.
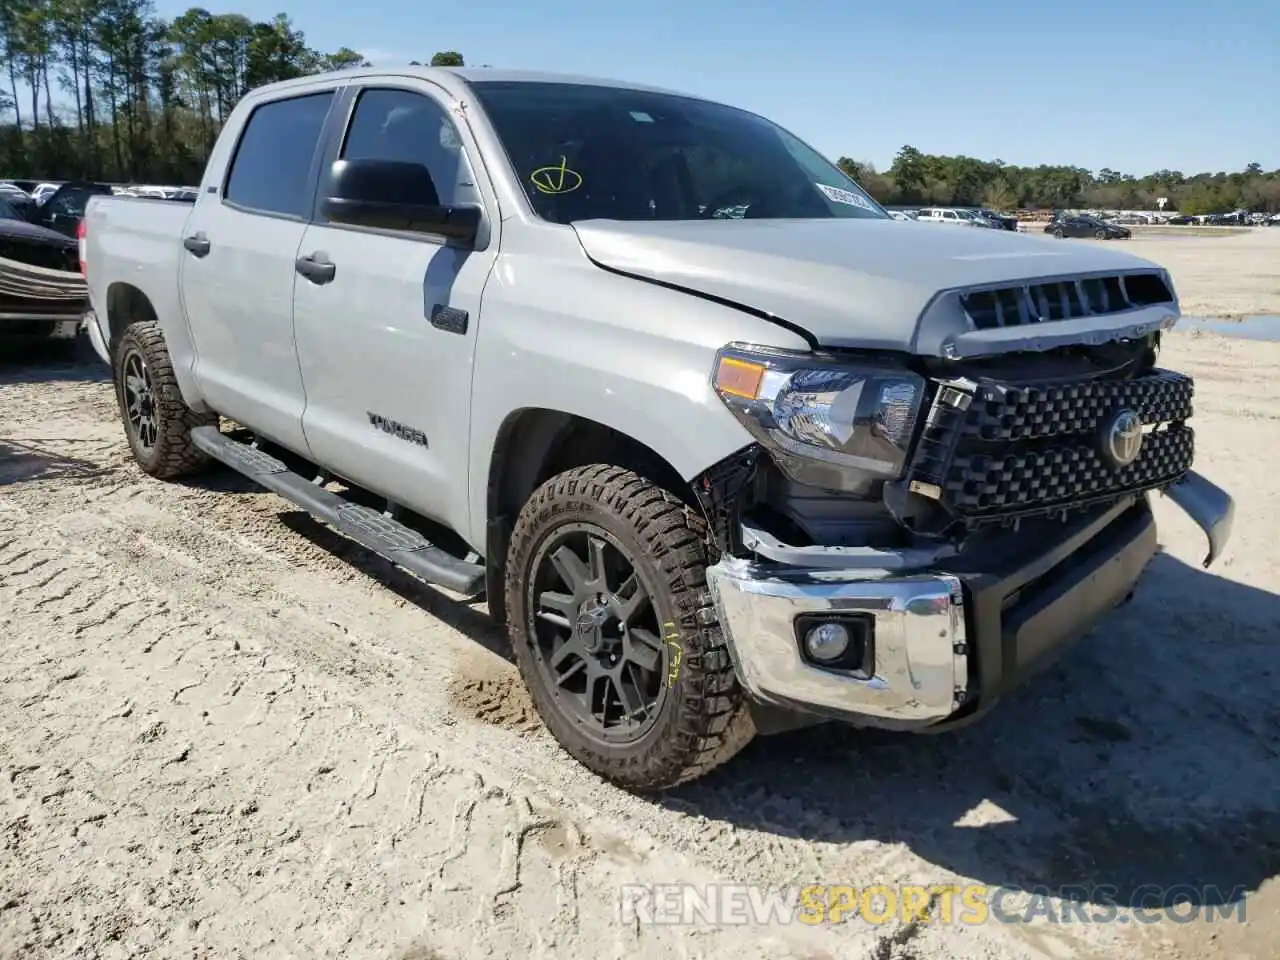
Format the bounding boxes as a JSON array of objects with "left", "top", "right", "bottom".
[
  {"left": 1, "top": 0, "right": 1275, "bottom": 215},
  {"left": 0, "top": 0, "right": 466, "bottom": 184},
  {"left": 838, "top": 147, "right": 1280, "bottom": 215}
]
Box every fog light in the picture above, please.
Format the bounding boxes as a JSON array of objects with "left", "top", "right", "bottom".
[{"left": 803, "top": 622, "right": 851, "bottom": 662}]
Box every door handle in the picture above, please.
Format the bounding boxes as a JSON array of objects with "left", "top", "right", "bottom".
[
  {"left": 183, "top": 234, "right": 210, "bottom": 257},
  {"left": 295, "top": 254, "right": 335, "bottom": 285}
]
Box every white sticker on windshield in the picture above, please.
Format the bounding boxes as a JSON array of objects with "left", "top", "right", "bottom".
[
  {"left": 816, "top": 182, "right": 875, "bottom": 211},
  {"left": 630, "top": 111, "right": 654, "bottom": 123}
]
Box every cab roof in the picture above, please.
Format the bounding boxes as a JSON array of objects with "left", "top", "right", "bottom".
[{"left": 247, "top": 66, "right": 706, "bottom": 104}]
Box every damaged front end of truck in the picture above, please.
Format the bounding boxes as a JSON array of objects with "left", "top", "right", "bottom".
[{"left": 692, "top": 268, "right": 1235, "bottom": 735}]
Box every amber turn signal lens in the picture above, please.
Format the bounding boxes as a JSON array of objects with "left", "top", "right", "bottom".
[{"left": 714, "top": 356, "right": 766, "bottom": 399}]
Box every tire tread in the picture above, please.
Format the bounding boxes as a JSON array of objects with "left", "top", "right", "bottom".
[
  {"left": 114, "top": 320, "right": 216, "bottom": 479},
  {"left": 504, "top": 464, "right": 755, "bottom": 790}
]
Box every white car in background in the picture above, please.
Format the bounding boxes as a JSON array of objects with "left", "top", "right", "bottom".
[
  {"left": 31, "top": 182, "right": 61, "bottom": 205},
  {"left": 917, "top": 207, "right": 990, "bottom": 227},
  {"left": 0, "top": 181, "right": 30, "bottom": 202}
]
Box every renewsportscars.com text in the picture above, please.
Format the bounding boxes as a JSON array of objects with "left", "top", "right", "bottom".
[{"left": 618, "top": 883, "right": 1248, "bottom": 927}]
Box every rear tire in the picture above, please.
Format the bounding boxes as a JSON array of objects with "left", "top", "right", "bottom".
[
  {"left": 504, "top": 464, "right": 755, "bottom": 790},
  {"left": 112, "top": 320, "right": 216, "bottom": 479},
  {"left": 1053, "top": 227, "right": 1065, "bottom": 238}
]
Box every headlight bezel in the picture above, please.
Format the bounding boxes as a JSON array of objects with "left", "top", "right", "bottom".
[{"left": 710, "top": 342, "right": 928, "bottom": 494}]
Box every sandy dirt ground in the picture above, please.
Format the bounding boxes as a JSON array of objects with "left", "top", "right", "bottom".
[{"left": 1, "top": 231, "right": 1277, "bottom": 960}]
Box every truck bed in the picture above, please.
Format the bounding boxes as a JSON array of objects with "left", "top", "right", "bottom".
[{"left": 82, "top": 194, "right": 196, "bottom": 355}]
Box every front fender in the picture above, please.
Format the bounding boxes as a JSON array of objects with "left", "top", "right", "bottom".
[{"left": 466, "top": 236, "right": 809, "bottom": 548}]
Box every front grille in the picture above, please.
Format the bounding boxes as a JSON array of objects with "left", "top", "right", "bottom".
[
  {"left": 961, "top": 370, "right": 1192, "bottom": 441},
  {"left": 960, "top": 272, "right": 1174, "bottom": 330},
  {"left": 902, "top": 368, "right": 1193, "bottom": 529}
]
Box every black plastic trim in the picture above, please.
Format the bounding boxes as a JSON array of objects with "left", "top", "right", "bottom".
[{"left": 928, "top": 495, "right": 1157, "bottom": 731}]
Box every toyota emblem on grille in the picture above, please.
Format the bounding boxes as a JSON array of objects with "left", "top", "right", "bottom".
[{"left": 1101, "top": 408, "right": 1144, "bottom": 468}]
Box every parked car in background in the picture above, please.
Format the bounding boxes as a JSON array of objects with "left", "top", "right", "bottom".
[
  {"left": 31, "top": 182, "right": 63, "bottom": 205},
  {"left": 972, "top": 208, "right": 1017, "bottom": 231},
  {"left": 888, "top": 210, "right": 916, "bottom": 221},
  {"left": 0, "top": 182, "right": 37, "bottom": 221},
  {"left": 917, "top": 207, "right": 992, "bottom": 227},
  {"left": 0, "top": 194, "right": 87, "bottom": 355},
  {"left": 26, "top": 181, "right": 115, "bottom": 238},
  {"left": 1045, "top": 214, "right": 1131, "bottom": 240}
]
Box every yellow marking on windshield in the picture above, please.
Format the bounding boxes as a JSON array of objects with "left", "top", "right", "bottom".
[{"left": 530, "top": 156, "right": 583, "bottom": 195}]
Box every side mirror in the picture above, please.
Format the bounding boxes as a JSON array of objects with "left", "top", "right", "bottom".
[{"left": 320, "top": 158, "right": 481, "bottom": 246}]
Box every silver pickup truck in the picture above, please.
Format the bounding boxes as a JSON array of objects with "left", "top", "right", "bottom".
[{"left": 82, "top": 66, "right": 1234, "bottom": 791}]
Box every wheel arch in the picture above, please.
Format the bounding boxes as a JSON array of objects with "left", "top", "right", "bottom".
[
  {"left": 483, "top": 408, "right": 697, "bottom": 626},
  {"left": 104, "top": 280, "right": 211, "bottom": 413},
  {"left": 105, "top": 281, "right": 157, "bottom": 356}
]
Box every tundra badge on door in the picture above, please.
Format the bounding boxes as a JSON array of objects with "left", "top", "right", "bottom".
[{"left": 367, "top": 412, "right": 429, "bottom": 448}]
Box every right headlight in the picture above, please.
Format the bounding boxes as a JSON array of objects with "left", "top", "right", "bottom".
[{"left": 711, "top": 343, "right": 927, "bottom": 494}]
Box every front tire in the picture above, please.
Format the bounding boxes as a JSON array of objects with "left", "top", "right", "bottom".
[
  {"left": 112, "top": 320, "right": 216, "bottom": 479},
  {"left": 1053, "top": 227, "right": 1065, "bottom": 238},
  {"left": 504, "top": 465, "right": 755, "bottom": 790},
  {"left": 1095, "top": 228, "right": 1108, "bottom": 240}
]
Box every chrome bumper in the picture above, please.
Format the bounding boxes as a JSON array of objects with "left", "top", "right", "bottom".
[
  {"left": 705, "top": 472, "right": 1233, "bottom": 732},
  {"left": 705, "top": 559, "right": 969, "bottom": 729}
]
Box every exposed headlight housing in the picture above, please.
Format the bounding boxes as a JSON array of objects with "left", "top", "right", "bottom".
[{"left": 711, "top": 343, "right": 927, "bottom": 493}]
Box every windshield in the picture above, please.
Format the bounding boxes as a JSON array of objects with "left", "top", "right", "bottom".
[
  {"left": 468, "top": 81, "right": 887, "bottom": 223},
  {"left": 0, "top": 196, "right": 17, "bottom": 219}
]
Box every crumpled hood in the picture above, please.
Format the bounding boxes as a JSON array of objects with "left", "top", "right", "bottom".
[{"left": 572, "top": 218, "right": 1169, "bottom": 352}]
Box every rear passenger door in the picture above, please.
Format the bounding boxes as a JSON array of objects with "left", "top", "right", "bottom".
[
  {"left": 179, "top": 84, "right": 341, "bottom": 454},
  {"left": 291, "top": 80, "right": 500, "bottom": 536}
]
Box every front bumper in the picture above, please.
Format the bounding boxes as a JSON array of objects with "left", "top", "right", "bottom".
[{"left": 706, "top": 474, "right": 1232, "bottom": 731}]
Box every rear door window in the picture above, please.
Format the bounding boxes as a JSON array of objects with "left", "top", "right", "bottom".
[{"left": 224, "top": 91, "right": 335, "bottom": 218}]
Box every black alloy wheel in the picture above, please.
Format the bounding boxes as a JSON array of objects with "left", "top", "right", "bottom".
[
  {"left": 526, "top": 521, "right": 668, "bottom": 743},
  {"left": 121, "top": 345, "right": 158, "bottom": 452}
]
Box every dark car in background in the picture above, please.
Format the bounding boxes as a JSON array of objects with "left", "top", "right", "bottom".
[
  {"left": 27, "top": 181, "right": 115, "bottom": 238},
  {"left": 0, "top": 194, "right": 89, "bottom": 354},
  {"left": 1045, "top": 214, "right": 1131, "bottom": 240},
  {"left": 974, "top": 207, "right": 1018, "bottom": 230}
]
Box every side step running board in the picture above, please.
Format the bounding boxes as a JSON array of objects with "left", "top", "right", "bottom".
[{"left": 190, "top": 426, "right": 485, "bottom": 597}]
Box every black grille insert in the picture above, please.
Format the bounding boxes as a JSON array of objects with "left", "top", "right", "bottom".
[
  {"left": 902, "top": 368, "right": 1193, "bottom": 529},
  {"left": 960, "top": 272, "right": 1174, "bottom": 330}
]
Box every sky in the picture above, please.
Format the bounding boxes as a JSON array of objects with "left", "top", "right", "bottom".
[{"left": 36, "top": 0, "right": 1280, "bottom": 174}]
